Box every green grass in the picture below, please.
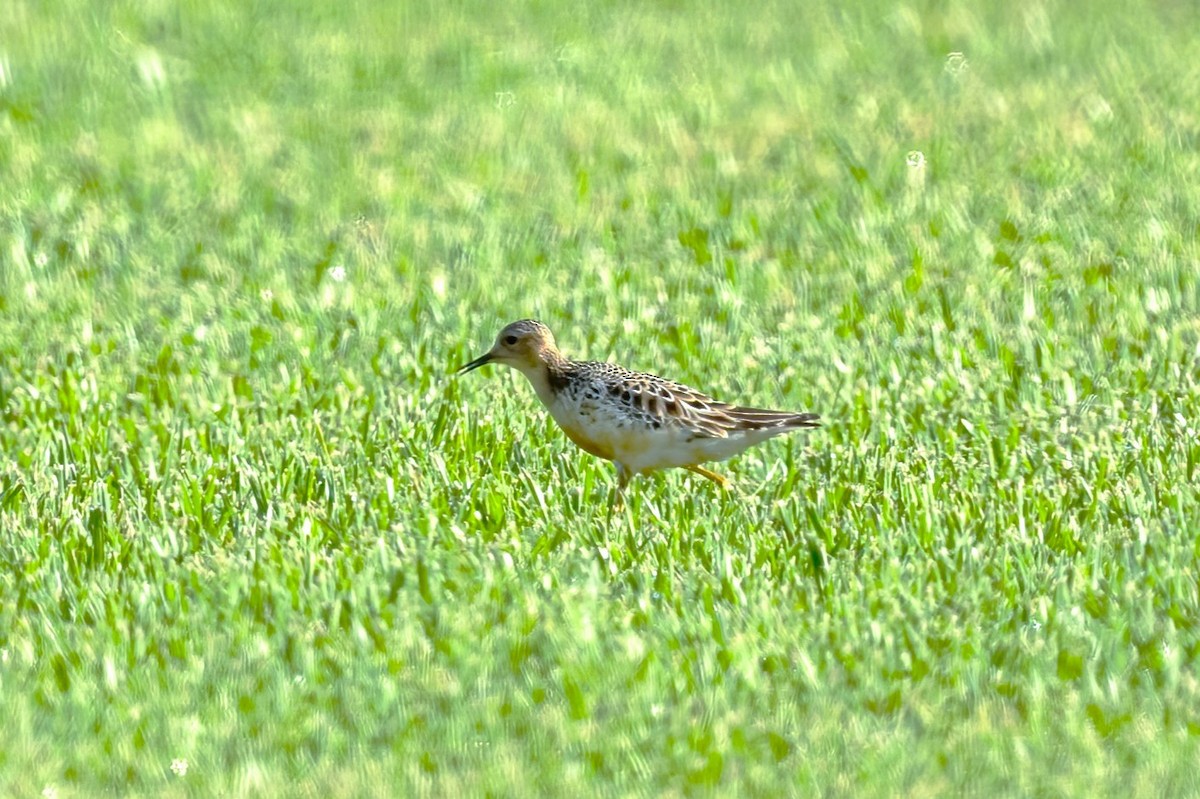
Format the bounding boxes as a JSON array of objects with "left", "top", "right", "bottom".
[{"left": 2, "top": 0, "right": 1200, "bottom": 795}]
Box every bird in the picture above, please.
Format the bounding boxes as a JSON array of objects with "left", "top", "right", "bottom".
[{"left": 456, "top": 319, "right": 820, "bottom": 511}]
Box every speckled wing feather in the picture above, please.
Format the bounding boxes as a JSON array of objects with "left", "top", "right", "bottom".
[{"left": 578, "top": 362, "right": 819, "bottom": 439}]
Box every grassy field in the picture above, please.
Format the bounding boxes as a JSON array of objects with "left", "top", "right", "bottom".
[{"left": 2, "top": 0, "right": 1199, "bottom": 795}]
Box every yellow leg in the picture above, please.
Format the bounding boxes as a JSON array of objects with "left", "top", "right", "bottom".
[
  {"left": 684, "top": 464, "right": 730, "bottom": 488},
  {"left": 608, "top": 463, "right": 631, "bottom": 518}
]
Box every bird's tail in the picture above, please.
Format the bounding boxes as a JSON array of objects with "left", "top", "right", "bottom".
[{"left": 728, "top": 407, "right": 821, "bottom": 430}]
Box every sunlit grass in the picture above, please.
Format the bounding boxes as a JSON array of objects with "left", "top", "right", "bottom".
[{"left": 1, "top": 0, "right": 1199, "bottom": 795}]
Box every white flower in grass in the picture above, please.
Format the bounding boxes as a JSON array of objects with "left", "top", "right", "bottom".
[
  {"left": 1084, "top": 93, "right": 1113, "bottom": 123},
  {"left": 137, "top": 48, "right": 167, "bottom": 93},
  {"left": 906, "top": 150, "right": 927, "bottom": 194},
  {"left": 944, "top": 51, "right": 969, "bottom": 75},
  {"left": 260, "top": 288, "right": 274, "bottom": 304},
  {"left": 42, "top": 786, "right": 58, "bottom": 799},
  {"left": 34, "top": 251, "right": 49, "bottom": 268},
  {"left": 328, "top": 265, "right": 347, "bottom": 283},
  {"left": 171, "top": 757, "right": 189, "bottom": 777}
]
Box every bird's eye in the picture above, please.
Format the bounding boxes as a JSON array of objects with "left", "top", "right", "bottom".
[{"left": 503, "top": 335, "right": 519, "bottom": 346}]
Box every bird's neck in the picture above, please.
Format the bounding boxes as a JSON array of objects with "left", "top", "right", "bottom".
[{"left": 520, "top": 349, "right": 572, "bottom": 408}]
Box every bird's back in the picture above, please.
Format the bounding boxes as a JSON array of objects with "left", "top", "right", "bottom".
[{"left": 544, "top": 360, "right": 818, "bottom": 474}]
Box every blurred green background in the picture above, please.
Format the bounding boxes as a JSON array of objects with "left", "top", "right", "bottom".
[{"left": 1, "top": 0, "right": 1199, "bottom": 796}]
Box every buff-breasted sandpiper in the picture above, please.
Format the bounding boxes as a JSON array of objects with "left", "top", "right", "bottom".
[{"left": 457, "top": 319, "right": 820, "bottom": 510}]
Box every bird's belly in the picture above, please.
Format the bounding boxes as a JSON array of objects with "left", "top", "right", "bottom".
[
  {"left": 622, "top": 429, "right": 750, "bottom": 472},
  {"left": 612, "top": 426, "right": 772, "bottom": 473},
  {"left": 548, "top": 397, "right": 724, "bottom": 473},
  {"left": 556, "top": 418, "right": 616, "bottom": 460},
  {"left": 546, "top": 397, "right": 665, "bottom": 467},
  {"left": 549, "top": 407, "right": 637, "bottom": 464}
]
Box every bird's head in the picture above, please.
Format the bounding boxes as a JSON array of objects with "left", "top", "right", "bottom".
[{"left": 457, "top": 319, "right": 558, "bottom": 376}]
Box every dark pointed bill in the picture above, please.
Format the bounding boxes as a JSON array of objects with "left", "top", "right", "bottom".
[{"left": 456, "top": 352, "right": 494, "bottom": 374}]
